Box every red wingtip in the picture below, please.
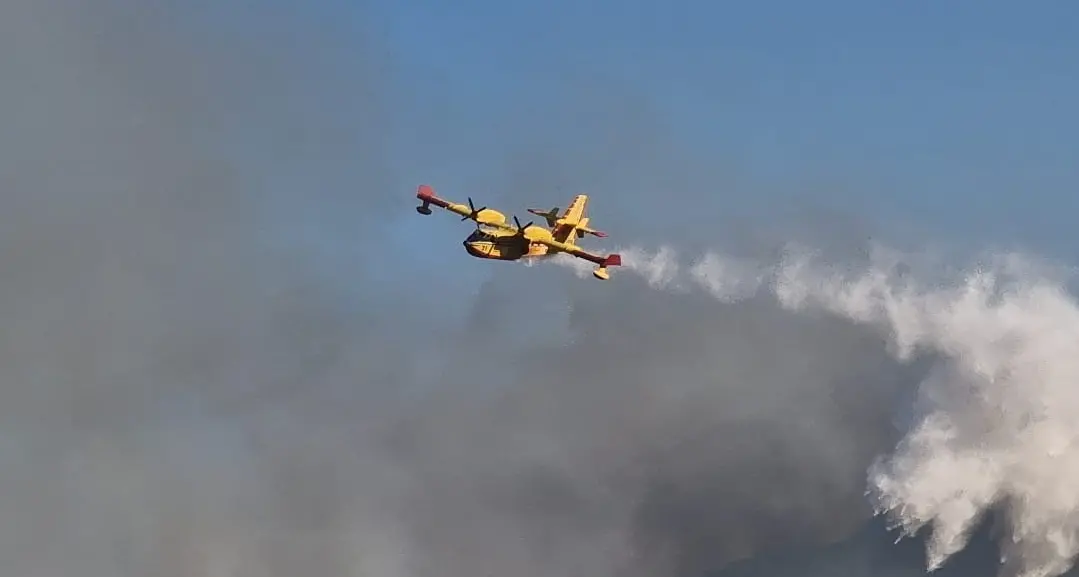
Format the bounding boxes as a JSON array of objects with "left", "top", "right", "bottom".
[
  {"left": 604, "top": 254, "right": 621, "bottom": 267},
  {"left": 593, "top": 230, "right": 608, "bottom": 238},
  {"left": 416, "top": 184, "right": 435, "bottom": 199}
]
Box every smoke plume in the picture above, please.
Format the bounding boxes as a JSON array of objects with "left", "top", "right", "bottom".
[
  {"left": 548, "top": 242, "right": 1079, "bottom": 577},
  {"left": 5, "top": 2, "right": 1079, "bottom": 577}
]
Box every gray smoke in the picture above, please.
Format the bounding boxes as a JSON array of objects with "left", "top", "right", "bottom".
[
  {"left": 0, "top": 1, "right": 403, "bottom": 575},
  {"left": 549, "top": 243, "right": 1079, "bottom": 577},
  {"left": 0, "top": 2, "right": 994, "bottom": 577}
]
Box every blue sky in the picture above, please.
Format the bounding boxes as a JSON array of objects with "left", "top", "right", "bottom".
[{"left": 248, "top": 1, "right": 1079, "bottom": 292}]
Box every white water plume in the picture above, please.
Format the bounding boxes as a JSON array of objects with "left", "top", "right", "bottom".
[{"left": 550, "top": 241, "right": 1079, "bottom": 577}]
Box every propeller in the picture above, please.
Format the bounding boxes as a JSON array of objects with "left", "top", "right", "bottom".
[
  {"left": 513, "top": 215, "right": 535, "bottom": 235},
  {"left": 461, "top": 197, "right": 487, "bottom": 221}
]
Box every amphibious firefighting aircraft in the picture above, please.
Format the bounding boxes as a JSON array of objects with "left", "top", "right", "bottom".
[{"left": 414, "top": 184, "right": 622, "bottom": 280}]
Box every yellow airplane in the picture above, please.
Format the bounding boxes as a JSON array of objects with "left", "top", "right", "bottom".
[{"left": 414, "top": 184, "right": 622, "bottom": 280}]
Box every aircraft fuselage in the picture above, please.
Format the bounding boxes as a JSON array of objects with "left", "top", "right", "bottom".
[{"left": 462, "top": 228, "right": 551, "bottom": 261}]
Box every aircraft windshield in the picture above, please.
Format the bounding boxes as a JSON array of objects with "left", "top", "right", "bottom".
[
  {"left": 470, "top": 225, "right": 502, "bottom": 241},
  {"left": 467, "top": 228, "right": 499, "bottom": 241}
]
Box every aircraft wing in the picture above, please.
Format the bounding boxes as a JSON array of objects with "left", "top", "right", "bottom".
[
  {"left": 528, "top": 234, "right": 622, "bottom": 280},
  {"left": 414, "top": 184, "right": 515, "bottom": 229}
]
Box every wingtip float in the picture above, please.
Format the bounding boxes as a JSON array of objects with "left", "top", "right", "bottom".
[{"left": 414, "top": 184, "right": 622, "bottom": 281}]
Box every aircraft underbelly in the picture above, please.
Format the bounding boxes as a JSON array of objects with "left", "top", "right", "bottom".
[
  {"left": 464, "top": 241, "right": 494, "bottom": 258},
  {"left": 527, "top": 243, "right": 550, "bottom": 257},
  {"left": 465, "top": 240, "right": 521, "bottom": 260}
]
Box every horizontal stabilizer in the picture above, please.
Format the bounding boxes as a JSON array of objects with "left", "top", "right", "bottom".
[{"left": 527, "top": 206, "right": 561, "bottom": 228}]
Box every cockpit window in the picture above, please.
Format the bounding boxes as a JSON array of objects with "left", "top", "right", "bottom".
[
  {"left": 468, "top": 226, "right": 504, "bottom": 241},
  {"left": 467, "top": 229, "right": 494, "bottom": 241}
]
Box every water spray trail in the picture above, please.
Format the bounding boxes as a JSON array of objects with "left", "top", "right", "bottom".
[{"left": 551, "top": 242, "right": 1079, "bottom": 577}]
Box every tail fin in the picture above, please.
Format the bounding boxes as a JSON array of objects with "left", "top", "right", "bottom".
[
  {"left": 530, "top": 194, "right": 607, "bottom": 243},
  {"left": 560, "top": 194, "right": 588, "bottom": 225}
]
